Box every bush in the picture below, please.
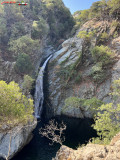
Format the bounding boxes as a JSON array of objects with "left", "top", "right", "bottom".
[
  {"left": 9, "top": 35, "right": 39, "bottom": 57},
  {"left": 77, "top": 30, "right": 95, "bottom": 41},
  {"left": 0, "top": 81, "right": 34, "bottom": 127},
  {"left": 90, "top": 63, "right": 106, "bottom": 83},
  {"left": 22, "top": 75, "right": 34, "bottom": 95},
  {"left": 92, "top": 103, "right": 120, "bottom": 144},
  {"left": 64, "top": 97, "right": 84, "bottom": 109},
  {"left": 92, "top": 79, "right": 120, "bottom": 144},
  {"left": 15, "top": 53, "right": 32, "bottom": 74},
  {"left": 91, "top": 45, "right": 115, "bottom": 66},
  {"left": 98, "top": 32, "right": 109, "bottom": 43},
  {"left": 31, "top": 17, "right": 49, "bottom": 39}
]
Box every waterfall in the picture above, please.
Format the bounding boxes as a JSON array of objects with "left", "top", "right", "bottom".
[{"left": 34, "top": 55, "right": 52, "bottom": 118}]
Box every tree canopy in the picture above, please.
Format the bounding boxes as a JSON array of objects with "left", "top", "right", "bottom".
[{"left": 0, "top": 81, "right": 34, "bottom": 128}]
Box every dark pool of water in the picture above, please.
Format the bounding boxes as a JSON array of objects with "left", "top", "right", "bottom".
[{"left": 12, "top": 116, "right": 97, "bottom": 160}]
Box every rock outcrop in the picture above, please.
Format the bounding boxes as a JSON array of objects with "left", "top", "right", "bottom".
[
  {"left": 0, "top": 120, "right": 37, "bottom": 160},
  {"left": 53, "top": 132, "right": 120, "bottom": 160},
  {"left": 48, "top": 19, "right": 120, "bottom": 118}
]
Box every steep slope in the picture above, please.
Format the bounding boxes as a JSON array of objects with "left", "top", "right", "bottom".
[
  {"left": 0, "top": 0, "right": 74, "bottom": 84},
  {"left": 48, "top": 19, "right": 120, "bottom": 118}
]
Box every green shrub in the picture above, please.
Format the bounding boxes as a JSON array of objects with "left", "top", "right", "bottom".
[
  {"left": 77, "top": 30, "right": 95, "bottom": 41},
  {"left": 91, "top": 45, "right": 115, "bottom": 66},
  {"left": 9, "top": 35, "right": 39, "bottom": 57},
  {"left": 92, "top": 103, "right": 120, "bottom": 144},
  {"left": 90, "top": 63, "right": 106, "bottom": 83},
  {"left": 22, "top": 75, "right": 34, "bottom": 95},
  {"left": 98, "top": 32, "right": 109, "bottom": 43},
  {"left": 92, "top": 79, "right": 120, "bottom": 144},
  {"left": 15, "top": 53, "right": 32, "bottom": 74},
  {"left": 31, "top": 17, "right": 49, "bottom": 39},
  {"left": 64, "top": 97, "right": 84, "bottom": 108},
  {"left": 0, "top": 81, "right": 34, "bottom": 127},
  {"left": 83, "top": 97, "right": 103, "bottom": 113}
]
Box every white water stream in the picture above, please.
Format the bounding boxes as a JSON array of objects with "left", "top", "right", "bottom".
[{"left": 34, "top": 55, "right": 52, "bottom": 118}]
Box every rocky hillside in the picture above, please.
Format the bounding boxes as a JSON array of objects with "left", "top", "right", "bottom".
[
  {"left": 48, "top": 18, "right": 120, "bottom": 118},
  {"left": 53, "top": 132, "right": 120, "bottom": 160},
  {"left": 0, "top": 0, "right": 74, "bottom": 84}
]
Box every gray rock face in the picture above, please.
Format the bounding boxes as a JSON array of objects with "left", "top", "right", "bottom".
[
  {"left": 48, "top": 20, "right": 120, "bottom": 119},
  {"left": 0, "top": 120, "right": 37, "bottom": 160}
]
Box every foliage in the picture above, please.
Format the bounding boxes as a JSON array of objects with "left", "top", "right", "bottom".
[
  {"left": 90, "top": 62, "right": 106, "bottom": 83},
  {"left": 9, "top": 35, "right": 39, "bottom": 58},
  {"left": 91, "top": 45, "right": 115, "bottom": 66},
  {"left": 10, "top": 22, "right": 26, "bottom": 40},
  {"left": 83, "top": 97, "right": 103, "bottom": 113},
  {"left": 0, "top": 18, "right": 8, "bottom": 44},
  {"left": 92, "top": 79, "right": 120, "bottom": 144},
  {"left": 15, "top": 53, "right": 32, "bottom": 74},
  {"left": 64, "top": 97, "right": 84, "bottom": 109},
  {"left": 77, "top": 30, "right": 95, "bottom": 41},
  {"left": 75, "top": 10, "right": 89, "bottom": 25},
  {"left": 98, "top": 32, "right": 109, "bottom": 43},
  {"left": 22, "top": 75, "right": 34, "bottom": 95},
  {"left": 92, "top": 103, "right": 120, "bottom": 144},
  {"left": 63, "top": 96, "right": 103, "bottom": 115},
  {"left": 31, "top": 17, "right": 49, "bottom": 39},
  {"left": 0, "top": 81, "right": 34, "bottom": 127}
]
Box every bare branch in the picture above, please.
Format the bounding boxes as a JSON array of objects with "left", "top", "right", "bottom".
[{"left": 39, "top": 120, "right": 66, "bottom": 145}]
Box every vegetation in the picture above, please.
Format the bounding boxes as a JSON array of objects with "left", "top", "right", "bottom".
[
  {"left": 63, "top": 97, "right": 103, "bottom": 115},
  {"left": 15, "top": 53, "right": 32, "bottom": 74},
  {"left": 77, "top": 30, "right": 96, "bottom": 42},
  {"left": 0, "top": 81, "right": 34, "bottom": 128},
  {"left": 91, "top": 45, "right": 115, "bottom": 66},
  {"left": 22, "top": 75, "right": 34, "bottom": 95},
  {"left": 32, "top": 18, "right": 49, "bottom": 39},
  {"left": 9, "top": 35, "right": 39, "bottom": 58},
  {"left": 90, "top": 62, "right": 106, "bottom": 83},
  {"left": 92, "top": 79, "right": 120, "bottom": 144}
]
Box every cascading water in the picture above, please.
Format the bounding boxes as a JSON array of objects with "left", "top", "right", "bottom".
[{"left": 34, "top": 55, "right": 52, "bottom": 118}]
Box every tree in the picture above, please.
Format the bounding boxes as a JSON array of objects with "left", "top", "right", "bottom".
[
  {"left": 22, "top": 75, "right": 34, "bottom": 95},
  {"left": 9, "top": 35, "right": 39, "bottom": 58},
  {"left": 39, "top": 120, "right": 66, "bottom": 145},
  {"left": 0, "top": 81, "right": 34, "bottom": 127},
  {"left": 15, "top": 53, "right": 32, "bottom": 74},
  {"left": 92, "top": 79, "right": 120, "bottom": 144},
  {"left": 91, "top": 45, "right": 115, "bottom": 66},
  {"left": 31, "top": 17, "right": 49, "bottom": 39}
]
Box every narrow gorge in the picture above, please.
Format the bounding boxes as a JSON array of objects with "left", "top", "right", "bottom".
[{"left": 0, "top": 0, "right": 120, "bottom": 159}]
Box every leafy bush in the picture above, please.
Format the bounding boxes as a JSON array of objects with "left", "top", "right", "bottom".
[
  {"left": 91, "top": 45, "right": 115, "bottom": 66},
  {"left": 15, "top": 53, "right": 32, "bottom": 74},
  {"left": 64, "top": 97, "right": 84, "bottom": 109},
  {"left": 83, "top": 97, "right": 103, "bottom": 113},
  {"left": 77, "top": 30, "right": 95, "bottom": 41},
  {"left": 9, "top": 35, "right": 39, "bottom": 57},
  {"left": 92, "top": 79, "right": 120, "bottom": 144},
  {"left": 98, "top": 32, "right": 109, "bottom": 43},
  {"left": 31, "top": 17, "right": 49, "bottom": 39},
  {"left": 22, "top": 75, "right": 34, "bottom": 95},
  {"left": 90, "top": 63, "right": 106, "bottom": 83},
  {"left": 0, "top": 81, "right": 34, "bottom": 127},
  {"left": 92, "top": 103, "right": 120, "bottom": 144}
]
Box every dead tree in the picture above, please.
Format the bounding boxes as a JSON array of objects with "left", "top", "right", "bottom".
[{"left": 39, "top": 120, "right": 66, "bottom": 145}]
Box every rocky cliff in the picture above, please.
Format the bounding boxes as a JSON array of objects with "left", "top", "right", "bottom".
[
  {"left": 48, "top": 19, "right": 120, "bottom": 118},
  {"left": 0, "top": 120, "right": 37, "bottom": 160},
  {"left": 53, "top": 132, "right": 120, "bottom": 160}
]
